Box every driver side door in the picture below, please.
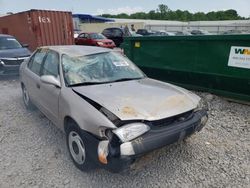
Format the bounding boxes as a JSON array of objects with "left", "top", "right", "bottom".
[{"left": 38, "top": 50, "right": 61, "bottom": 125}]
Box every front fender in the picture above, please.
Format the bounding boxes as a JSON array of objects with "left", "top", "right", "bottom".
[{"left": 59, "top": 87, "right": 117, "bottom": 137}]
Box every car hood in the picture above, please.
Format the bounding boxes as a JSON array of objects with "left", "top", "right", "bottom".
[
  {"left": 72, "top": 78, "right": 200, "bottom": 121},
  {"left": 0, "top": 48, "right": 31, "bottom": 58}
]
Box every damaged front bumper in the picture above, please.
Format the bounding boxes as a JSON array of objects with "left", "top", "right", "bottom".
[{"left": 98, "top": 109, "right": 208, "bottom": 172}]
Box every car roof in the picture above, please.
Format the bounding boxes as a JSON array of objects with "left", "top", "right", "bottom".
[
  {"left": 0, "top": 34, "right": 15, "bottom": 38},
  {"left": 39, "top": 45, "right": 112, "bottom": 57}
]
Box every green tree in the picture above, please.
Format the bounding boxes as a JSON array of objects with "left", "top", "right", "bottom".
[{"left": 100, "top": 4, "right": 245, "bottom": 21}]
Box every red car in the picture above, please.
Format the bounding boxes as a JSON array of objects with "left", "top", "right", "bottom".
[{"left": 75, "top": 32, "right": 116, "bottom": 49}]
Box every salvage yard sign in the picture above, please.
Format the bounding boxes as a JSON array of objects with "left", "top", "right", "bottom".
[{"left": 228, "top": 46, "right": 250, "bottom": 69}]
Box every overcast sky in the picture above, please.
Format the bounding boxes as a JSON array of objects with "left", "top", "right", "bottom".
[{"left": 0, "top": 0, "right": 249, "bottom": 17}]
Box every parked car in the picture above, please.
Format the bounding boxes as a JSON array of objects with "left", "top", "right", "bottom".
[
  {"left": 102, "top": 27, "right": 125, "bottom": 47},
  {"left": 150, "top": 30, "right": 175, "bottom": 36},
  {"left": 0, "top": 34, "right": 31, "bottom": 75},
  {"left": 136, "top": 29, "right": 154, "bottom": 36},
  {"left": 75, "top": 32, "right": 116, "bottom": 49},
  {"left": 20, "top": 45, "right": 208, "bottom": 172},
  {"left": 175, "top": 31, "right": 192, "bottom": 36},
  {"left": 190, "top": 29, "right": 211, "bottom": 35}
]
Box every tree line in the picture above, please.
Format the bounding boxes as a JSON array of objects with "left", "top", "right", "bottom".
[{"left": 101, "top": 4, "right": 248, "bottom": 21}]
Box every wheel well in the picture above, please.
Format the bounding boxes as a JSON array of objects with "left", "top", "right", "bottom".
[
  {"left": 64, "top": 116, "right": 78, "bottom": 132},
  {"left": 64, "top": 116, "right": 100, "bottom": 140}
]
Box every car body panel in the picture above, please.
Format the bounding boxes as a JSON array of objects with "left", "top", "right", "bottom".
[
  {"left": 57, "top": 87, "right": 117, "bottom": 135},
  {"left": 0, "top": 47, "right": 30, "bottom": 58},
  {"left": 72, "top": 78, "right": 199, "bottom": 121}
]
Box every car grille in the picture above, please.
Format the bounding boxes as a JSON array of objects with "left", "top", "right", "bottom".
[
  {"left": 1, "top": 57, "right": 28, "bottom": 66},
  {"left": 148, "top": 110, "right": 194, "bottom": 129}
]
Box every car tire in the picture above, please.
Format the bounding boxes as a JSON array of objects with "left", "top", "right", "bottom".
[
  {"left": 21, "top": 84, "right": 35, "bottom": 110},
  {"left": 65, "top": 123, "right": 96, "bottom": 172}
]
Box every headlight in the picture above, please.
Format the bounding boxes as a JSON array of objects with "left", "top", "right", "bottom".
[
  {"left": 0, "top": 59, "right": 4, "bottom": 65},
  {"left": 97, "top": 42, "right": 104, "bottom": 45},
  {"left": 112, "top": 123, "right": 150, "bottom": 143}
]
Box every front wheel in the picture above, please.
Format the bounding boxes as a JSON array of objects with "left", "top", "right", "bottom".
[{"left": 66, "top": 124, "right": 96, "bottom": 171}]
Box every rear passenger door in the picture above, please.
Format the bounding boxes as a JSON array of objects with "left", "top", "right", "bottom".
[
  {"left": 26, "top": 49, "right": 47, "bottom": 108},
  {"left": 39, "top": 50, "right": 61, "bottom": 125}
]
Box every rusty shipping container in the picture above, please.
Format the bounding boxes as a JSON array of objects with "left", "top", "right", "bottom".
[{"left": 0, "top": 9, "right": 74, "bottom": 51}]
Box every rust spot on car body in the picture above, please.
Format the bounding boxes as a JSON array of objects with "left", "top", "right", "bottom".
[
  {"left": 150, "top": 95, "right": 192, "bottom": 116},
  {"left": 122, "top": 106, "right": 138, "bottom": 117}
]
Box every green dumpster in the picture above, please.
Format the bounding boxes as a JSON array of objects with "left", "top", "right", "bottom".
[{"left": 122, "top": 35, "right": 250, "bottom": 102}]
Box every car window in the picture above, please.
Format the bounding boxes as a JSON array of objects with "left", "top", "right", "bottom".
[
  {"left": 28, "top": 49, "right": 47, "bottom": 75},
  {"left": 61, "top": 51, "right": 145, "bottom": 86},
  {"left": 113, "top": 29, "right": 123, "bottom": 37},
  {"left": 85, "top": 34, "right": 90, "bottom": 39},
  {"left": 0, "top": 37, "right": 22, "bottom": 50},
  {"left": 90, "top": 33, "right": 106, "bottom": 39},
  {"left": 41, "top": 50, "right": 59, "bottom": 77},
  {"left": 102, "top": 29, "right": 112, "bottom": 36},
  {"left": 78, "top": 33, "right": 86, "bottom": 38}
]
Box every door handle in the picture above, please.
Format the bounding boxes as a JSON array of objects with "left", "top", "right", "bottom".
[{"left": 36, "top": 83, "right": 40, "bottom": 89}]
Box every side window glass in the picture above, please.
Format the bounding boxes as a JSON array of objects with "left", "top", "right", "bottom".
[
  {"left": 113, "top": 29, "right": 122, "bottom": 37},
  {"left": 29, "top": 50, "right": 47, "bottom": 75},
  {"left": 27, "top": 54, "right": 35, "bottom": 69},
  {"left": 41, "top": 51, "right": 59, "bottom": 77},
  {"left": 103, "top": 29, "right": 111, "bottom": 36},
  {"left": 78, "top": 33, "right": 85, "bottom": 38}
]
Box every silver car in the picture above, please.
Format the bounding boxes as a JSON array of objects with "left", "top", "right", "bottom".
[{"left": 19, "top": 46, "right": 208, "bottom": 172}]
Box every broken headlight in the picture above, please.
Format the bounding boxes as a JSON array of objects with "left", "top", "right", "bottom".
[{"left": 112, "top": 123, "right": 150, "bottom": 143}]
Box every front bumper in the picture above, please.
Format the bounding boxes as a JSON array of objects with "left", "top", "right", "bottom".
[
  {"left": 103, "top": 109, "right": 207, "bottom": 171},
  {"left": 123, "top": 109, "right": 207, "bottom": 156}
]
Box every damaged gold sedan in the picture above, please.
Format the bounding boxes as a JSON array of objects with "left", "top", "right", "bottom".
[{"left": 19, "top": 46, "right": 208, "bottom": 172}]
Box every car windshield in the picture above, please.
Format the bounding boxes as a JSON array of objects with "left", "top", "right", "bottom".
[
  {"left": 90, "top": 33, "right": 106, "bottom": 39},
  {"left": 0, "top": 37, "right": 22, "bottom": 50},
  {"left": 62, "top": 51, "right": 145, "bottom": 86}
]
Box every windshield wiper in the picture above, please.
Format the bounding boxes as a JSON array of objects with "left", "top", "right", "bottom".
[
  {"left": 69, "top": 77, "right": 144, "bottom": 87},
  {"left": 69, "top": 81, "right": 108, "bottom": 87},
  {"left": 111, "top": 77, "right": 143, "bottom": 83}
]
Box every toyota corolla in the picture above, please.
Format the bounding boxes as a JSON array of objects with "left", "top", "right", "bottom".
[{"left": 19, "top": 46, "right": 208, "bottom": 172}]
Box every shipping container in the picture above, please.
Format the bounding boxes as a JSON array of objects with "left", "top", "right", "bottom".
[
  {"left": 122, "top": 35, "right": 250, "bottom": 102},
  {"left": 0, "top": 9, "right": 74, "bottom": 51}
]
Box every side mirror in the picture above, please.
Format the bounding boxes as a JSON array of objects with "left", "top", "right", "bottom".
[
  {"left": 22, "top": 44, "right": 29, "bottom": 48},
  {"left": 41, "top": 75, "right": 61, "bottom": 88}
]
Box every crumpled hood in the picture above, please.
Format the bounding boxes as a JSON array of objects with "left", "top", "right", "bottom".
[
  {"left": 0, "top": 48, "right": 31, "bottom": 58},
  {"left": 73, "top": 78, "right": 200, "bottom": 121}
]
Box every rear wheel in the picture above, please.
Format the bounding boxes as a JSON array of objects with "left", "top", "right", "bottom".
[
  {"left": 22, "top": 84, "right": 34, "bottom": 110},
  {"left": 65, "top": 123, "right": 96, "bottom": 171}
]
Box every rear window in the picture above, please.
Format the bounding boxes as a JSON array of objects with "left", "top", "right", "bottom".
[{"left": 0, "top": 37, "right": 22, "bottom": 50}]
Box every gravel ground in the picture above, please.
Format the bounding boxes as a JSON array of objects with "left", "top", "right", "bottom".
[{"left": 0, "top": 77, "right": 249, "bottom": 188}]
